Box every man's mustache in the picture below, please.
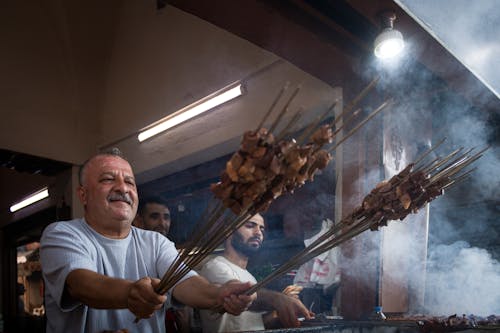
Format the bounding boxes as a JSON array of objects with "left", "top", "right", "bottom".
[
  {"left": 154, "top": 226, "right": 168, "bottom": 236},
  {"left": 248, "top": 237, "right": 262, "bottom": 245},
  {"left": 108, "top": 192, "right": 133, "bottom": 205}
]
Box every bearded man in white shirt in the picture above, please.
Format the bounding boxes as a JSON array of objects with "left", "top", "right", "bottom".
[{"left": 200, "top": 213, "right": 313, "bottom": 333}]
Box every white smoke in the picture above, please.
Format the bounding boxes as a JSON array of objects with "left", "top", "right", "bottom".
[
  {"left": 354, "top": 38, "right": 500, "bottom": 316},
  {"left": 425, "top": 242, "right": 500, "bottom": 315}
]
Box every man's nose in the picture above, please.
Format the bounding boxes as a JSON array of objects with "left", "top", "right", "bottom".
[{"left": 114, "top": 177, "right": 129, "bottom": 192}]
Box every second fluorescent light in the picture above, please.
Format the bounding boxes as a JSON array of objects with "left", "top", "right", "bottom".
[
  {"left": 10, "top": 187, "right": 49, "bottom": 213},
  {"left": 138, "top": 83, "right": 243, "bottom": 142}
]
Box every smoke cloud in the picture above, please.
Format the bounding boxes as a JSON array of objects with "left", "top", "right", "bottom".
[
  {"left": 351, "top": 29, "right": 500, "bottom": 316},
  {"left": 425, "top": 242, "right": 500, "bottom": 315},
  {"left": 423, "top": 74, "right": 500, "bottom": 316}
]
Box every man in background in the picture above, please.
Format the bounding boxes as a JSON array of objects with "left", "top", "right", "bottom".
[
  {"left": 133, "top": 196, "right": 171, "bottom": 237},
  {"left": 134, "top": 196, "right": 192, "bottom": 333},
  {"left": 200, "top": 213, "right": 313, "bottom": 333}
]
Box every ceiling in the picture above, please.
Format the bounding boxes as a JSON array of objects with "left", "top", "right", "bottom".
[
  {"left": 167, "top": 0, "right": 499, "bottom": 110},
  {"left": 396, "top": 0, "right": 500, "bottom": 100},
  {"left": 1, "top": 0, "right": 498, "bottom": 226}
]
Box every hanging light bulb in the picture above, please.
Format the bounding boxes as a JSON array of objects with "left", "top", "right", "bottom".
[{"left": 374, "top": 12, "right": 405, "bottom": 59}]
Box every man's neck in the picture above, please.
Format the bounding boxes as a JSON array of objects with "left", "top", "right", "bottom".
[
  {"left": 223, "top": 248, "right": 248, "bottom": 269},
  {"left": 85, "top": 214, "right": 131, "bottom": 239}
]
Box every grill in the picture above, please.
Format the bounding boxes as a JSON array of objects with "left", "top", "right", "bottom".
[{"left": 240, "top": 316, "right": 500, "bottom": 333}]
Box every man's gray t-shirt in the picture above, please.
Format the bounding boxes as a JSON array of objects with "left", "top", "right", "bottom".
[{"left": 40, "top": 218, "right": 196, "bottom": 333}]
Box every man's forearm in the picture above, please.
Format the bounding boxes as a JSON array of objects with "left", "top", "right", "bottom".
[
  {"left": 172, "top": 275, "right": 220, "bottom": 308},
  {"left": 172, "top": 275, "right": 256, "bottom": 315},
  {"left": 250, "top": 288, "right": 313, "bottom": 328},
  {"left": 66, "top": 269, "right": 132, "bottom": 309},
  {"left": 250, "top": 289, "right": 280, "bottom": 311}
]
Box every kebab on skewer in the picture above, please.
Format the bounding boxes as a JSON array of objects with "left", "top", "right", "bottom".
[
  {"left": 153, "top": 78, "right": 386, "bottom": 297},
  {"left": 241, "top": 142, "right": 488, "bottom": 296}
]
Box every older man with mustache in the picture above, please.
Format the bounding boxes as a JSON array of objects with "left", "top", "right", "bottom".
[
  {"left": 40, "top": 148, "right": 255, "bottom": 333},
  {"left": 199, "top": 214, "right": 313, "bottom": 333}
]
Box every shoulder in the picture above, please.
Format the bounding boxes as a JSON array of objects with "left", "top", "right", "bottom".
[
  {"left": 130, "top": 226, "right": 177, "bottom": 250},
  {"left": 203, "top": 256, "right": 229, "bottom": 270},
  {"left": 131, "top": 225, "right": 168, "bottom": 242},
  {"left": 200, "top": 256, "right": 235, "bottom": 282},
  {"left": 44, "top": 218, "right": 83, "bottom": 231},
  {"left": 40, "top": 219, "right": 99, "bottom": 255},
  {"left": 131, "top": 225, "right": 155, "bottom": 238},
  {"left": 42, "top": 219, "right": 86, "bottom": 241}
]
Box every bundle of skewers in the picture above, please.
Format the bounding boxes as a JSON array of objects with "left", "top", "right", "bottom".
[
  {"left": 242, "top": 140, "right": 488, "bottom": 295},
  {"left": 155, "top": 77, "right": 389, "bottom": 295}
]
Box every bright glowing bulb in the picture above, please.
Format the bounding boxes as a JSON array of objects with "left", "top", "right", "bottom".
[
  {"left": 138, "top": 84, "right": 243, "bottom": 142},
  {"left": 374, "top": 29, "right": 405, "bottom": 59},
  {"left": 10, "top": 187, "right": 49, "bottom": 212}
]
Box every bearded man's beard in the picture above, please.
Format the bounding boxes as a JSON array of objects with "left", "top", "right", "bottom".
[
  {"left": 231, "top": 231, "right": 261, "bottom": 258},
  {"left": 153, "top": 226, "right": 168, "bottom": 237}
]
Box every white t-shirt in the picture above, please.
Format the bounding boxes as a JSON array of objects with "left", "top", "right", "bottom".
[
  {"left": 40, "top": 218, "right": 196, "bottom": 333},
  {"left": 199, "top": 256, "right": 265, "bottom": 333}
]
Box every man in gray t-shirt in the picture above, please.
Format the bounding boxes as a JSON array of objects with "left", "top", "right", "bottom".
[{"left": 40, "top": 148, "right": 255, "bottom": 333}]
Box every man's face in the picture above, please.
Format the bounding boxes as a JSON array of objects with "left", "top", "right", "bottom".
[
  {"left": 231, "top": 214, "right": 265, "bottom": 258},
  {"left": 78, "top": 155, "right": 138, "bottom": 226},
  {"left": 140, "top": 203, "right": 171, "bottom": 236}
]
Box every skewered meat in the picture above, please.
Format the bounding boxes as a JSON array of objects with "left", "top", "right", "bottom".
[
  {"left": 240, "top": 130, "right": 260, "bottom": 154},
  {"left": 211, "top": 124, "right": 334, "bottom": 215},
  {"left": 240, "top": 145, "right": 486, "bottom": 297},
  {"left": 311, "top": 124, "right": 333, "bottom": 146},
  {"left": 387, "top": 314, "right": 500, "bottom": 332},
  {"left": 351, "top": 164, "right": 456, "bottom": 231},
  {"left": 154, "top": 80, "right": 397, "bottom": 300}
]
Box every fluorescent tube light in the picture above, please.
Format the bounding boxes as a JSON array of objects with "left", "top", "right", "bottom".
[
  {"left": 138, "top": 83, "right": 243, "bottom": 142},
  {"left": 10, "top": 187, "right": 49, "bottom": 213}
]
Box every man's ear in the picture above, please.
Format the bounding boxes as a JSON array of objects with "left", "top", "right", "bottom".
[{"left": 77, "top": 186, "right": 87, "bottom": 206}]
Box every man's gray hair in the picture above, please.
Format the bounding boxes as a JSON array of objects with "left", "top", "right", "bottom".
[{"left": 78, "top": 147, "right": 127, "bottom": 186}]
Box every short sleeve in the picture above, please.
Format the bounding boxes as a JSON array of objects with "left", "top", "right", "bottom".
[
  {"left": 40, "top": 221, "right": 96, "bottom": 311},
  {"left": 154, "top": 233, "right": 197, "bottom": 291}
]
